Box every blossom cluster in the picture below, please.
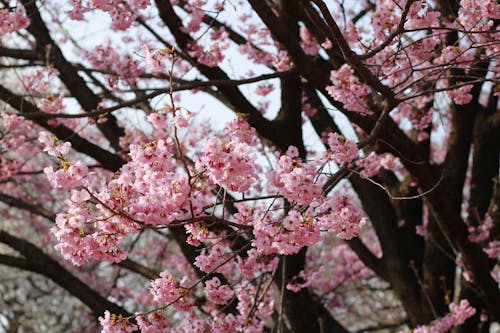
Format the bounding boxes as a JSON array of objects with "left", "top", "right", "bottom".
[
  {"left": 253, "top": 209, "right": 321, "bottom": 255},
  {"left": 67, "top": 0, "right": 151, "bottom": 30},
  {"left": 316, "top": 193, "right": 367, "bottom": 240},
  {"left": 196, "top": 118, "right": 258, "bottom": 192},
  {"left": 204, "top": 277, "right": 234, "bottom": 305},
  {"left": 150, "top": 271, "right": 194, "bottom": 311},
  {"left": 266, "top": 146, "right": 322, "bottom": 205},
  {"left": 0, "top": 6, "right": 29, "bottom": 35},
  {"left": 85, "top": 44, "right": 143, "bottom": 90},
  {"left": 326, "top": 133, "right": 359, "bottom": 165},
  {"left": 99, "top": 311, "right": 137, "bottom": 333},
  {"left": 411, "top": 299, "right": 476, "bottom": 333},
  {"left": 326, "top": 64, "right": 373, "bottom": 115}
]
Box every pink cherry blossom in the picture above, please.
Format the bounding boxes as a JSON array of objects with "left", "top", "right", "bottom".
[
  {"left": 266, "top": 146, "right": 322, "bottom": 205},
  {"left": 136, "top": 311, "right": 171, "bottom": 332},
  {"left": 99, "top": 311, "right": 137, "bottom": 333},
  {"left": 447, "top": 84, "right": 473, "bottom": 105},
  {"left": 327, "top": 133, "right": 359, "bottom": 165},
  {"left": 38, "top": 132, "right": 71, "bottom": 157},
  {"left": 411, "top": 299, "right": 476, "bottom": 333},
  {"left": 327, "top": 64, "right": 373, "bottom": 115},
  {"left": 150, "top": 271, "right": 194, "bottom": 311},
  {"left": 204, "top": 277, "right": 235, "bottom": 305},
  {"left": 316, "top": 193, "right": 366, "bottom": 240},
  {"left": 196, "top": 119, "right": 258, "bottom": 192},
  {"left": 0, "top": 6, "right": 29, "bottom": 35}
]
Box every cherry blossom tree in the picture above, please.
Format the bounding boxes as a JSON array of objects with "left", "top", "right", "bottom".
[{"left": 0, "top": 0, "right": 499, "bottom": 332}]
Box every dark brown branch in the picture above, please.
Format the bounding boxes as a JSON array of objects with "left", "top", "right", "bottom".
[
  {"left": 0, "top": 254, "right": 31, "bottom": 271},
  {"left": 346, "top": 238, "right": 386, "bottom": 280},
  {"left": 274, "top": 0, "right": 306, "bottom": 157},
  {"left": 17, "top": 70, "right": 294, "bottom": 120},
  {"left": 0, "top": 193, "right": 56, "bottom": 221},
  {"left": 349, "top": 174, "right": 431, "bottom": 325},
  {"left": 117, "top": 259, "right": 160, "bottom": 280},
  {"left": 273, "top": 249, "right": 350, "bottom": 333},
  {"left": 0, "top": 47, "right": 40, "bottom": 61},
  {"left": 0, "top": 229, "right": 131, "bottom": 317}
]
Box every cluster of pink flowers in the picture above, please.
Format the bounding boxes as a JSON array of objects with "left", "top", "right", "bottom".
[
  {"left": 288, "top": 241, "right": 373, "bottom": 294},
  {"left": 457, "top": 0, "right": 499, "bottom": 31},
  {"left": 142, "top": 46, "right": 172, "bottom": 74},
  {"left": 39, "top": 132, "right": 90, "bottom": 189},
  {"left": 50, "top": 137, "right": 201, "bottom": 265},
  {"left": 19, "top": 67, "right": 67, "bottom": 114},
  {"left": 316, "top": 193, "right": 366, "bottom": 240},
  {"left": 370, "top": 0, "right": 400, "bottom": 39},
  {"left": 405, "top": 1, "right": 441, "bottom": 30},
  {"left": 0, "top": 157, "right": 22, "bottom": 182},
  {"left": 204, "top": 277, "right": 235, "bottom": 305},
  {"left": 254, "top": 83, "right": 275, "bottom": 97},
  {"left": 253, "top": 209, "right": 321, "bottom": 255},
  {"left": 38, "top": 132, "right": 72, "bottom": 157},
  {"left": 136, "top": 311, "right": 171, "bottom": 333},
  {"left": 397, "top": 99, "right": 434, "bottom": 132},
  {"left": 85, "top": 44, "right": 143, "bottom": 89},
  {"left": 38, "top": 92, "right": 65, "bottom": 113},
  {"left": 447, "top": 84, "right": 473, "bottom": 105},
  {"left": 236, "top": 248, "right": 279, "bottom": 279},
  {"left": 300, "top": 26, "right": 320, "bottom": 56},
  {"left": 171, "top": 313, "right": 264, "bottom": 333},
  {"left": 44, "top": 161, "right": 89, "bottom": 189},
  {"left": 411, "top": 299, "right": 476, "bottom": 333},
  {"left": 0, "top": 6, "right": 29, "bottom": 35},
  {"left": 196, "top": 118, "right": 258, "bottom": 192},
  {"left": 20, "top": 67, "right": 59, "bottom": 95},
  {"left": 356, "top": 152, "right": 382, "bottom": 178},
  {"left": 67, "top": 0, "right": 151, "bottom": 30},
  {"left": 238, "top": 42, "right": 275, "bottom": 67},
  {"left": 105, "top": 139, "right": 193, "bottom": 224},
  {"left": 302, "top": 94, "right": 318, "bottom": 117},
  {"left": 327, "top": 64, "right": 373, "bottom": 115},
  {"left": 326, "top": 133, "right": 359, "bottom": 165},
  {"left": 194, "top": 244, "right": 228, "bottom": 273},
  {"left": 52, "top": 191, "right": 129, "bottom": 266},
  {"left": 0, "top": 114, "right": 40, "bottom": 181},
  {"left": 180, "top": 0, "right": 205, "bottom": 34},
  {"left": 484, "top": 240, "right": 500, "bottom": 260},
  {"left": 150, "top": 271, "right": 194, "bottom": 311},
  {"left": 146, "top": 110, "right": 195, "bottom": 139},
  {"left": 190, "top": 41, "right": 229, "bottom": 68},
  {"left": 267, "top": 146, "right": 322, "bottom": 205},
  {"left": 342, "top": 22, "right": 359, "bottom": 46},
  {"left": 184, "top": 222, "right": 210, "bottom": 246},
  {"left": 236, "top": 16, "right": 275, "bottom": 67},
  {"left": 99, "top": 311, "right": 137, "bottom": 333},
  {"left": 235, "top": 283, "right": 274, "bottom": 319},
  {"left": 273, "top": 51, "right": 292, "bottom": 71},
  {"left": 434, "top": 46, "right": 475, "bottom": 69}
]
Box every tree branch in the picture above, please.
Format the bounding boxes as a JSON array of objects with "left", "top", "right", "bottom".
[{"left": 0, "top": 229, "right": 131, "bottom": 317}]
